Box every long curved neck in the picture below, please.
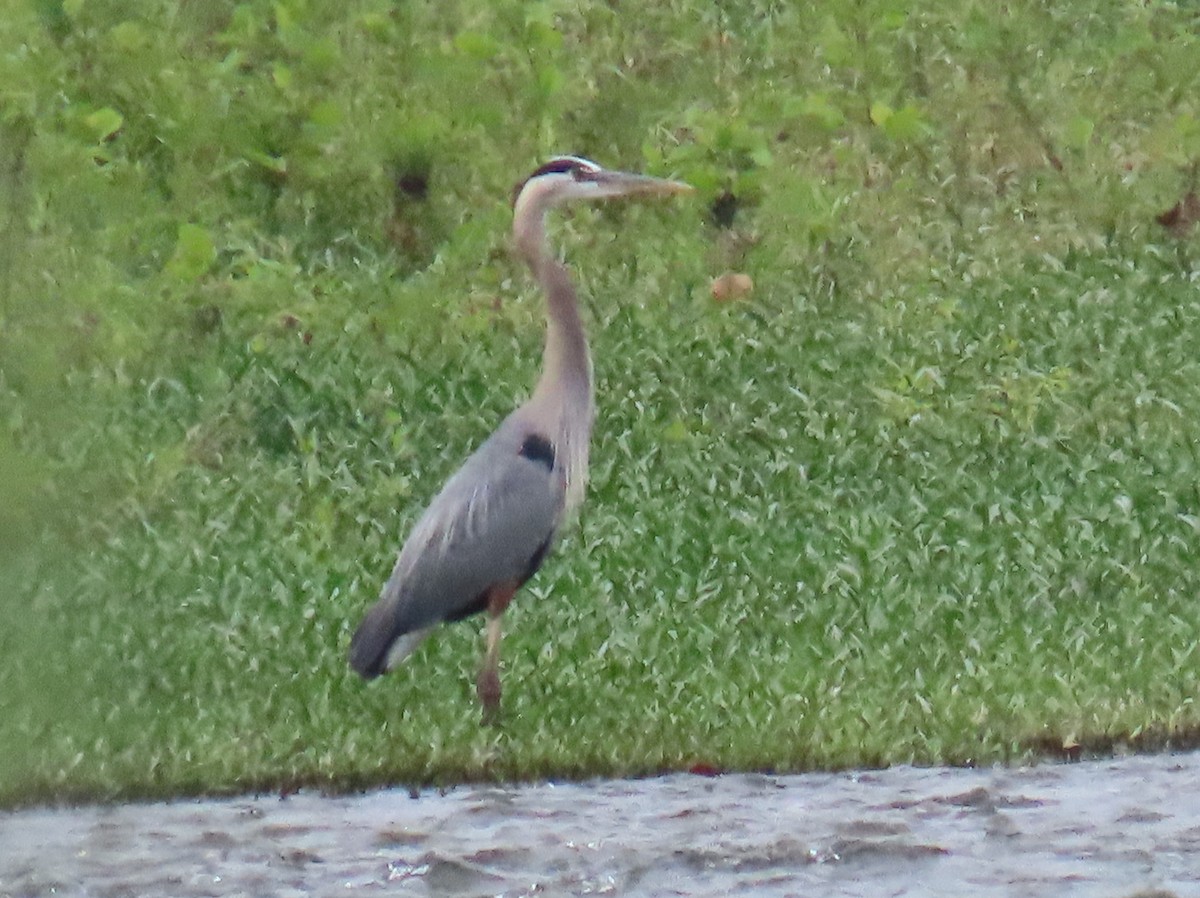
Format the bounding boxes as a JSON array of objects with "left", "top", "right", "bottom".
[
  {"left": 515, "top": 215, "right": 593, "bottom": 413},
  {"left": 514, "top": 207, "right": 595, "bottom": 510}
]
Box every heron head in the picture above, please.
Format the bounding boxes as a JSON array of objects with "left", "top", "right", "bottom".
[{"left": 512, "top": 155, "right": 692, "bottom": 219}]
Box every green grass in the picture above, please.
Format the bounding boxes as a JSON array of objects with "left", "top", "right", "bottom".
[{"left": 3, "top": 0, "right": 1200, "bottom": 806}]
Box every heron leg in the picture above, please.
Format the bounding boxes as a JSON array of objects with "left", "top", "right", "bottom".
[
  {"left": 477, "top": 614, "right": 504, "bottom": 725},
  {"left": 477, "top": 582, "right": 517, "bottom": 725}
]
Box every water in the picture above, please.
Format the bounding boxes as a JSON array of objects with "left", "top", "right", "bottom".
[{"left": 3, "top": 752, "right": 1198, "bottom": 897}]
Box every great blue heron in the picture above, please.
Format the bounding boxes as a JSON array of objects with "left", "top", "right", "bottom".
[{"left": 349, "top": 156, "right": 691, "bottom": 722}]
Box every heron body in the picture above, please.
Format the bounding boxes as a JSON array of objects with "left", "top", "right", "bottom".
[
  {"left": 348, "top": 156, "right": 690, "bottom": 722},
  {"left": 348, "top": 406, "right": 569, "bottom": 676}
]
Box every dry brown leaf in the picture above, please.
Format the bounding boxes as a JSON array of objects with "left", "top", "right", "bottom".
[
  {"left": 711, "top": 271, "right": 754, "bottom": 302},
  {"left": 1156, "top": 191, "right": 1200, "bottom": 237}
]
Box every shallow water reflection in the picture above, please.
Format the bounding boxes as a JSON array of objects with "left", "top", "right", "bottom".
[{"left": 3, "top": 751, "right": 1198, "bottom": 897}]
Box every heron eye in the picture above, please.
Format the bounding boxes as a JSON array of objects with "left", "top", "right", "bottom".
[{"left": 570, "top": 166, "right": 594, "bottom": 182}]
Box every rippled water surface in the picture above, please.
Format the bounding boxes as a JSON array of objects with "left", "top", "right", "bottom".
[{"left": 3, "top": 752, "right": 1199, "bottom": 897}]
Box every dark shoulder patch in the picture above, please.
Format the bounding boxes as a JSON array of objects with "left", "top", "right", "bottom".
[{"left": 518, "top": 433, "right": 555, "bottom": 471}]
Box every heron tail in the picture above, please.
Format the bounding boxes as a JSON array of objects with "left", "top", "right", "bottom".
[{"left": 348, "top": 602, "right": 431, "bottom": 679}]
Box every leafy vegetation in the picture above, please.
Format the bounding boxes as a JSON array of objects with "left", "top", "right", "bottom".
[{"left": 2, "top": 0, "right": 1199, "bottom": 806}]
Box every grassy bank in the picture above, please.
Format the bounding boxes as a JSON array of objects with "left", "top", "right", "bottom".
[{"left": 2, "top": 0, "right": 1199, "bottom": 806}]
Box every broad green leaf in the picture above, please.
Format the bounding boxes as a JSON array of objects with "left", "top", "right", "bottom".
[
  {"left": 166, "top": 223, "right": 216, "bottom": 281},
  {"left": 869, "top": 102, "right": 893, "bottom": 128},
  {"left": 876, "top": 3, "right": 908, "bottom": 31},
  {"left": 1065, "top": 116, "right": 1094, "bottom": 149},
  {"left": 536, "top": 63, "right": 563, "bottom": 98},
  {"left": 790, "top": 93, "right": 845, "bottom": 131},
  {"left": 302, "top": 37, "right": 340, "bottom": 72},
  {"left": 274, "top": 1, "right": 296, "bottom": 36},
  {"left": 749, "top": 144, "right": 774, "bottom": 168},
  {"left": 881, "top": 105, "right": 928, "bottom": 142},
  {"left": 358, "top": 11, "right": 392, "bottom": 38},
  {"left": 454, "top": 31, "right": 501, "bottom": 60},
  {"left": 84, "top": 107, "right": 123, "bottom": 142},
  {"left": 662, "top": 418, "right": 690, "bottom": 442},
  {"left": 819, "top": 16, "right": 852, "bottom": 66},
  {"left": 108, "top": 21, "right": 148, "bottom": 51},
  {"left": 307, "top": 100, "right": 342, "bottom": 131}
]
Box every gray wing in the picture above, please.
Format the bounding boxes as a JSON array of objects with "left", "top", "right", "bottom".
[{"left": 349, "top": 418, "right": 564, "bottom": 678}]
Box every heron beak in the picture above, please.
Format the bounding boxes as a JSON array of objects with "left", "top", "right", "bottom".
[{"left": 591, "top": 170, "right": 694, "bottom": 198}]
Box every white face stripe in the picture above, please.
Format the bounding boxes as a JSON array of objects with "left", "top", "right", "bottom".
[{"left": 555, "top": 155, "right": 601, "bottom": 172}]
